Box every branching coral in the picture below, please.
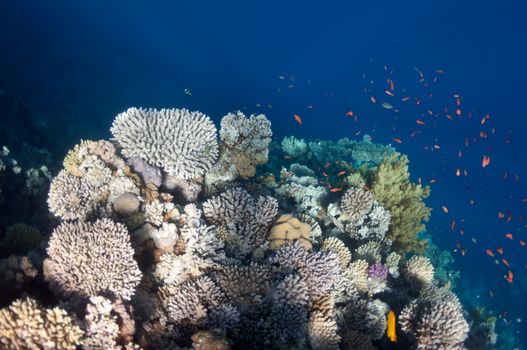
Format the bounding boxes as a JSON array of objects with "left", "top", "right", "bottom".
[
  {"left": 340, "top": 188, "right": 375, "bottom": 224},
  {"left": 48, "top": 169, "right": 97, "bottom": 220},
  {"left": 321, "top": 237, "right": 351, "bottom": 270},
  {"left": 399, "top": 300, "right": 469, "bottom": 350},
  {"left": 44, "top": 219, "right": 142, "bottom": 300},
  {"left": 0, "top": 298, "right": 83, "bottom": 350},
  {"left": 372, "top": 153, "right": 431, "bottom": 254},
  {"left": 271, "top": 242, "right": 340, "bottom": 300},
  {"left": 158, "top": 276, "right": 224, "bottom": 325},
  {"left": 203, "top": 187, "right": 278, "bottom": 256},
  {"left": 207, "top": 111, "right": 272, "bottom": 185},
  {"left": 403, "top": 255, "right": 435, "bottom": 289},
  {"left": 111, "top": 107, "right": 218, "bottom": 179}
]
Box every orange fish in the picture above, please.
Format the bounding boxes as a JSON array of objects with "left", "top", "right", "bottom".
[
  {"left": 456, "top": 168, "right": 461, "bottom": 177},
  {"left": 485, "top": 249, "right": 495, "bottom": 257},
  {"left": 385, "top": 90, "right": 395, "bottom": 96},
  {"left": 505, "top": 271, "right": 513, "bottom": 283},
  {"left": 502, "top": 259, "right": 510, "bottom": 268},
  {"left": 482, "top": 155, "right": 491, "bottom": 168},
  {"left": 416, "top": 119, "right": 426, "bottom": 125},
  {"left": 294, "top": 114, "right": 302, "bottom": 125},
  {"left": 519, "top": 240, "right": 525, "bottom": 247},
  {"left": 441, "top": 205, "right": 449, "bottom": 213},
  {"left": 346, "top": 111, "right": 354, "bottom": 117},
  {"left": 505, "top": 233, "right": 513, "bottom": 240},
  {"left": 329, "top": 187, "right": 342, "bottom": 193},
  {"left": 386, "top": 310, "right": 397, "bottom": 342},
  {"left": 337, "top": 171, "right": 346, "bottom": 176},
  {"left": 456, "top": 108, "right": 462, "bottom": 116},
  {"left": 497, "top": 247, "right": 504, "bottom": 254},
  {"left": 451, "top": 220, "right": 455, "bottom": 231},
  {"left": 392, "top": 138, "right": 402, "bottom": 144}
]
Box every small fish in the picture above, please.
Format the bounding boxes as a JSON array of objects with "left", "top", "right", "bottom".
[
  {"left": 370, "top": 96, "right": 377, "bottom": 103},
  {"left": 385, "top": 90, "right": 395, "bottom": 96},
  {"left": 283, "top": 155, "right": 291, "bottom": 160},
  {"left": 505, "top": 233, "right": 513, "bottom": 240},
  {"left": 386, "top": 310, "right": 397, "bottom": 342},
  {"left": 456, "top": 168, "right": 461, "bottom": 177},
  {"left": 278, "top": 75, "right": 285, "bottom": 80},
  {"left": 502, "top": 259, "right": 510, "bottom": 268},
  {"left": 382, "top": 102, "right": 394, "bottom": 109},
  {"left": 329, "top": 187, "right": 342, "bottom": 193},
  {"left": 346, "top": 111, "right": 354, "bottom": 117},
  {"left": 485, "top": 249, "right": 495, "bottom": 257},
  {"left": 520, "top": 240, "right": 526, "bottom": 247},
  {"left": 392, "top": 138, "right": 402, "bottom": 144},
  {"left": 184, "top": 88, "right": 192, "bottom": 96},
  {"left": 337, "top": 171, "right": 346, "bottom": 176},
  {"left": 451, "top": 220, "right": 455, "bottom": 231},
  {"left": 482, "top": 155, "right": 491, "bottom": 168},
  {"left": 497, "top": 247, "right": 504, "bottom": 254},
  {"left": 294, "top": 114, "right": 302, "bottom": 125},
  {"left": 416, "top": 119, "right": 426, "bottom": 125},
  {"left": 441, "top": 205, "right": 449, "bottom": 213}
]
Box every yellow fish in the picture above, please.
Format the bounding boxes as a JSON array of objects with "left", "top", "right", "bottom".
[{"left": 386, "top": 310, "right": 397, "bottom": 342}]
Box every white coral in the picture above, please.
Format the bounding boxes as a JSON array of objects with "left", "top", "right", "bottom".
[{"left": 111, "top": 107, "right": 218, "bottom": 179}]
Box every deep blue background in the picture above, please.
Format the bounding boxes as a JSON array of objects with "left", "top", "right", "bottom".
[{"left": 1, "top": 0, "right": 526, "bottom": 346}]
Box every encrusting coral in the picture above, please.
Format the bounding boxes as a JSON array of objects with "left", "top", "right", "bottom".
[{"left": 1, "top": 106, "right": 478, "bottom": 349}]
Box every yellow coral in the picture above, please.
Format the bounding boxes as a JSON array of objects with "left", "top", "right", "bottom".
[
  {"left": 63, "top": 139, "right": 91, "bottom": 176},
  {"left": 372, "top": 153, "right": 431, "bottom": 254},
  {"left": 268, "top": 214, "right": 312, "bottom": 250}
]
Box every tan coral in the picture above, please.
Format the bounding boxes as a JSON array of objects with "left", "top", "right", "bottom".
[
  {"left": 321, "top": 237, "right": 351, "bottom": 270},
  {"left": 0, "top": 298, "right": 83, "bottom": 350},
  {"left": 268, "top": 214, "right": 312, "bottom": 250}
]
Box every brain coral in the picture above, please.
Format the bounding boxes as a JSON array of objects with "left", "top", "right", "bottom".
[
  {"left": 399, "top": 300, "right": 469, "bottom": 350},
  {"left": 44, "top": 219, "right": 142, "bottom": 300},
  {"left": 269, "top": 214, "right": 312, "bottom": 250},
  {"left": 111, "top": 107, "right": 218, "bottom": 179},
  {"left": 0, "top": 298, "right": 83, "bottom": 350}
]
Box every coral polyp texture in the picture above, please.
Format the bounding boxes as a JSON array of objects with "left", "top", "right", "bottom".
[
  {"left": 44, "top": 219, "right": 141, "bottom": 300},
  {"left": 111, "top": 107, "right": 218, "bottom": 179},
  {"left": 2, "top": 106, "right": 479, "bottom": 349}
]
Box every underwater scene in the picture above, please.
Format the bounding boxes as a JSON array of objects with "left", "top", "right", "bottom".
[{"left": 0, "top": 1, "right": 526, "bottom": 349}]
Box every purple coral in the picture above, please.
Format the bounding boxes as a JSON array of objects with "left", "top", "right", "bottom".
[
  {"left": 368, "top": 263, "right": 388, "bottom": 280},
  {"left": 126, "top": 157, "right": 162, "bottom": 187}
]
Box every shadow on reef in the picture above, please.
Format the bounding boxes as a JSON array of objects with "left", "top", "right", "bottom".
[{"left": 0, "top": 107, "right": 500, "bottom": 349}]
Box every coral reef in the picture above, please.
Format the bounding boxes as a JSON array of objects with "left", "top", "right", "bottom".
[{"left": 0, "top": 106, "right": 475, "bottom": 349}]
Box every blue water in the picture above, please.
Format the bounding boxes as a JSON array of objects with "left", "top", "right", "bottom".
[{"left": 1, "top": 0, "right": 526, "bottom": 347}]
